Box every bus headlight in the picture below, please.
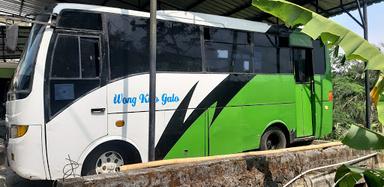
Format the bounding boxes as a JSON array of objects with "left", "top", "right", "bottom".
[{"left": 10, "top": 125, "right": 29, "bottom": 138}]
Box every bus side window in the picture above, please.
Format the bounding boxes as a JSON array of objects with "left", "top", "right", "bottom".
[
  {"left": 313, "top": 40, "right": 326, "bottom": 74},
  {"left": 253, "top": 33, "right": 280, "bottom": 74},
  {"left": 293, "top": 48, "right": 312, "bottom": 83},
  {"left": 51, "top": 36, "right": 100, "bottom": 78},
  {"left": 157, "top": 21, "right": 202, "bottom": 72},
  {"left": 204, "top": 28, "right": 252, "bottom": 73},
  {"left": 107, "top": 14, "right": 149, "bottom": 80},
  {"left": 253, "top": 47, "right": 277, "bottom": 73},
  {"left": 80, "top": 38, "right": 100, "bottom": 78},
  {"left": 58, "top": 11, "right": 102, "bottom": 31},
  {"left": 51, "top": 35, "right": 80, "bottom": 78},
  {"left": 279, "top": 47, "right": 293, "bottom": 73},
  {"left": 49, "top": 34, "right": 101, "bottom": 116}
]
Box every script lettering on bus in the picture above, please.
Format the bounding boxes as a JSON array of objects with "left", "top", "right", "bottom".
[{"left": 113, "top": 93, "right": 180, "bottom": 107}]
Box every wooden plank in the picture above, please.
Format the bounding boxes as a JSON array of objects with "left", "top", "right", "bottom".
[{"left": 120, "top": 141, "right": 342, "bottom": 171}]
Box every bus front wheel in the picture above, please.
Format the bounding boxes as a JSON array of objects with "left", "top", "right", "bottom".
[
  {"left": 260, "top": 127, "right": 287, "bottom": 150},
  {"left": 81, "top": 144, "right": 131, "bottom": 176}
]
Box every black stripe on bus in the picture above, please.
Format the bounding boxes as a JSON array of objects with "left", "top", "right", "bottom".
[{"left": 155, "top": 74, "right": 255, "bottom": 160}]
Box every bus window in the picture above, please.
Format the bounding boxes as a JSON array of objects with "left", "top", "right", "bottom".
[
  {"left": 253, "top": 47, "right": 278, "bottom": 73},
  {"left": 205, "top": 42, "right": 232, "bottom": 72},
  {"left": 49, "top": 35, "right": 101, "bottom": 116},
  {"left": 58, "top": 11, "right": 102, "bottom": 30},
  {"left": 81, "top": 38, "right": 100, "bottom": 78},
  {"left": 51, "top": 36, "right": 100, "bottom": 78},
  {"left": 232, "top": 45, "right": 252, "bottom": 73},
  {"left": 157, "top": 21, "right": 202, "bottom": 72},
  {"left": 313, "top": 40, "right": 326, "bottom": 74},
  {"left": 204, "top": 28, "right": 252, "bottom": 73},
  {"left": 51, "top": 35, "right": 79, "bottom": 78},
  {"left": 279, "top": 47, "right": 293, "bottom": 73},
  {"left": 293, "top": 48, "right": 312, "bottom": 83},
  {"left": 107, "top": 14, "right": 149, "bottom": 80},
  {"left": 254, "top": 33, "right": 276, "bottom": 47}
]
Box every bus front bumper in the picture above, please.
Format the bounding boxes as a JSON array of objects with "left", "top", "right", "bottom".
[{"left": 7, "top": 125, "right": 48, "bottom": 180}]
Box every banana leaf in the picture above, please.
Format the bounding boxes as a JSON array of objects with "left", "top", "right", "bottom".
[
  {"left": 335, "top": 165, "right": 384, "bottom": 187},
  {"left": 342, "top": 124, "right": 384, "bottom": 150}
]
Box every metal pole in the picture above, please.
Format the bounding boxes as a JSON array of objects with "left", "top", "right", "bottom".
[
  {"left": 363, "top": 0, "right": 371, "bottom": 129},
  {"left": 148, "top": 0, "right": 157, "bottom": 161}
]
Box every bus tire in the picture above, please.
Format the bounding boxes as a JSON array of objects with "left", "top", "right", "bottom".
[
  {"left": 260, "top": 127, "right": 287, "bottom": 150},
  {"left": 81, "top": 143, "right": 134, "bottom": 176}
]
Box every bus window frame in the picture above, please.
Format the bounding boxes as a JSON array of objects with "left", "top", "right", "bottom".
[{"left": 46, "top": 30, "right": 104, "bottom": 119}]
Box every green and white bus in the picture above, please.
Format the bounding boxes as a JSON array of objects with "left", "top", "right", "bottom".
[{"left": 5, "top": 3, "right": 333, "bottom": 180}]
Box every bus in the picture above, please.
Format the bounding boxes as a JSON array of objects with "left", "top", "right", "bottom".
[{"left": 5, "top": 3, "right": 333, "bottom": 180}]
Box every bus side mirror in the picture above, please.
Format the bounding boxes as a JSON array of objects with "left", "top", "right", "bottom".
[{"left": 6, "top": 24, "right": 19, "bottom": 52}]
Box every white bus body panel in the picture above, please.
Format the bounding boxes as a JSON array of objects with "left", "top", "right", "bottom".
[
  {"left": 46, "top": 86, "right": 107, "bottom": 179},
  {"left": 6, "top": 29, "right": 53, "bottom": 180},
  {"left": 107, "top": 73, "right": 228, "bottom": 162}
]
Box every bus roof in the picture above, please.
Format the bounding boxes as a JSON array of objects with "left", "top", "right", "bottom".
[{"left": 52, "top": 3, "right": 271, "bottom": 33}]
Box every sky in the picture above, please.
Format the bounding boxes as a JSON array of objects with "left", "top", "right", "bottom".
[{"left": 331, "top": 1, "right": 384, "bottom": 47}]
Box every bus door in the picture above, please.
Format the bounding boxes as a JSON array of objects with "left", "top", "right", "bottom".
[
  {"left": 293, "top": 48, "right": 314, "bottom": 137},
  {"left": 45, "top": 33, "right": 107, "bottom": 177}
]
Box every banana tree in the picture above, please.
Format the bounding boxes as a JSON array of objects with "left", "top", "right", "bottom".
[{"left": 252, "top": 0, "right": 384, "bottom": 186}]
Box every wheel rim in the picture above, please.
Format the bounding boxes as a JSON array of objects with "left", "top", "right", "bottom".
[{"left": 95, "top": 151, "right": 124, "bottom": 174}]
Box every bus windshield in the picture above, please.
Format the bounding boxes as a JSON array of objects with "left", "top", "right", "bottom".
[{"left": 8, "top": 16, "right": 47, "bottom": 99}]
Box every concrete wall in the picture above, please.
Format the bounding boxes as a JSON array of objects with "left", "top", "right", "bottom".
[{"left": 57, "top": 145, "right": 381, "bottom": 187}]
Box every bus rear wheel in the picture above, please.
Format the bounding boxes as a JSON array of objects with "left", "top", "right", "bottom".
[
  {"left": 81, "top": 145, "right": 130, "bottom": 176},
  {"left": 260, "top": 127, "right": 287, "bottom": 150}
]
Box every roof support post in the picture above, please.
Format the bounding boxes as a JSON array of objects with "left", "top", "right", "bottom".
[
  {"left": 362, "top": 0, "right": 371, "bottom": 129},
  {"left": 18, "top": 0, "right": 24, "bottom": 16},
  {"left": 339, "top": 0, "right": 371, "bottom": 129},
  {"left": 1, "top": 27, "right": 5, "bottom": 62},
  {"left": 148, "top": 0, "right": 157, "bottom": 161}
]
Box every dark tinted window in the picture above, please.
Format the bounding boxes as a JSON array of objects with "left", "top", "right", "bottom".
[
  {"left": 313, "top": 40, "right": 326, "bottom": 74},
  {"left": 205, "top": 42, "right": 232, "bottom": 72},
  {"left": 254, "top": 33, "right": 276, "bottom": 47},
  {"left": 204, "top": 28, "right": 252, "bottom": 73},
  {"left": 157, "top": 21, "right": 202, "bottom": 72},
  {"left": 279, "top": 48, "right": 293, "bottom": 73},
  {"left": 81, "top": 38, "right": 100, "bottom": 78},
  {"left": 253, "top": 47, "right": 278, "bottom": 73},
  {"left": 207, "top": 28, "right": 233, "bottom": 43},
  {"left": 51, "top": 36, "right": 100, "bottom": 78},
  {"left": 58, "top": 11, "right": 102, "bottom": 30},
  {"left": 108, "top": 14, "right": 149, "bottom": 79},
  {"left": 50, "top": 80, "right": 99, "bottom": 116},
  {"left": 49, "top": 35, "right": 101, "bottom": 117},
  {"left": 51, "top": 35, "right": 79, "bottom": 78},
  {"left": 207, "top": 28, "right": 249, "bottom": 44},
  {"left": 293, "top": 48, "right": 312, "bottom": 82},
  {"left": 232, "top": 45, "right": 252, "bottom": 73}
]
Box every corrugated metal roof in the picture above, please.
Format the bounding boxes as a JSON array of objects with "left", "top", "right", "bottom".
[
  {"left": 0, "top": 0, "right": 382, "bottom": 60},
  {"left": 1, "top": 0, "right": 383, "bottom": 20}
]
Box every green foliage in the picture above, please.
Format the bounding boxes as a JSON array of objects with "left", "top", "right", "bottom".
[
  {"left": 334, "top": 165, "right": 364, "bottom": 187},
  {"left": 334, "top": 164, "right": 384, "bottom": 187},
  {"left": 342, "top": 124, "right": 384, "bottom": 150},
  {"left": 326, "top": 47, "right": 378, "bottom": 139},
  {"left": 333, "top": 76, "right": 365, "bottom": 124}
]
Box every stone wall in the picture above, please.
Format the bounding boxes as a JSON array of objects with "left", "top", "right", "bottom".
[{"left": 57, "top": 144, "right": 382, "bottom": 187}]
